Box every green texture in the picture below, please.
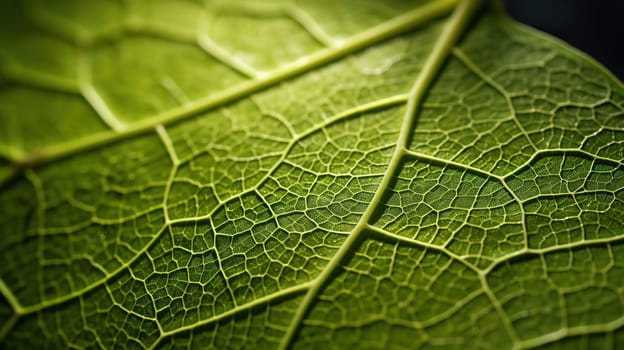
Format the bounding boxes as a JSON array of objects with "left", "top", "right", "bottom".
[{"left": 1, "top": 0, "right": 623, "bottom": 348}]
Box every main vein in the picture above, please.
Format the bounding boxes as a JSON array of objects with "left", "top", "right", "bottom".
[
  {"left": 278, "top": 1, "right": 484, "bottom": 348},
  {"left": 0, "top": 0, "right": 459, "bottom": 325},
  {"left": 4, "top": 0, "right": 458, "bottom": 177}
]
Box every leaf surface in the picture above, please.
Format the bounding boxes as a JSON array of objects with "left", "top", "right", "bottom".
[{"left": 1, "top": 0, "right": 623, "bottom": 348}]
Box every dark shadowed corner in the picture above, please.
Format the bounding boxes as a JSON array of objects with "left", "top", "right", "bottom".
[{"left": 504, "top": 0, "right": 624, "bottom": 81}]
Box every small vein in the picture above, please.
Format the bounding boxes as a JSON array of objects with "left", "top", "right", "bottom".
[
  {"left": 0, "top": 313, "right": 19, "bottom": 342},
  {"left": 156, "top": 125, "right": 180, "bottom": 165},
  {"left": 286, "top": 3, "right": 335, "bottom": 47},
  {"left": 103, "top": 284, "right": 159, "bottom": 322},
  {"left": 250, "top": 96, "right": 297, "bottom": 139},
  {"left": 514, "top": 316, "right": 624, "bottom": 350},
  {"left": 478, "top": 272, "right": 521, "bottom": 343},
  {"left": 278, "top": 1, "right": 483, "bottom": 348},
  {"left": 481, "top": 234, "right": 624, "bottom": 276},
  {"left": 78, "top": 54, "right": 127, "bottom": 132},
  {"left": 12, "top": 0, "right": 459, "bottom": 172},
  {"left": 209, "top": 216, "right": 238, "bottom": 309},
  {"left": 402, "top": 148, "right": 501, "bottom": 180},
  {"left": 0, "top": 277, "right": 24, "bottom": 315},
  {"left": 501, "top": 17, "right": 624, "bottom": 92},
  {"left": 167, "top": 94, "right": 408, "bottom": 226},
  {"left": 2, "top": 64, "right": 80, "bottom": 93},
  {"left": 365, "top": 224, "right": 481, "bottom": 274},
  {"left": 16, "top": 224, "right": 169, "bottom": 315},
  {"left": 161, "top": 158, "right": 178, "bottom": 226},
  {"left": 196, "top": 12, "right": 263, "bottom": 79},
  {"left": 23, "top": 169, "right": 48, "bottom": 309},
  {"left": 160, "top": 77, "right": 190, "bottom": 105},
  {"left": 151, "top": 282, "right": 311, "bottom": 348},
  {"left": 3, "top": 0, "right": 462, "bottom": 321},
  {"left": 403, "top": 142, "right": 530, "bottom": 256},
  {"left": 452, "top": 47, "right": 539, "bottom": 152},
  {"left": 503, "top": 148, "right": 624, "bottom": 180},
  {"left": 296, "top": 94, "right": 409, "bottom": 141}
]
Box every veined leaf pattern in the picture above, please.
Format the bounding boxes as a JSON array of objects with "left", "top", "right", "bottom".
[{"left": 1, "top": 0, "right": 623, "bottom": 348}]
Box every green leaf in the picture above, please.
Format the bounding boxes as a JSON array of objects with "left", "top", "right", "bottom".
[{"left": 1, "top": 0, "right": 623, "bottom": 348}]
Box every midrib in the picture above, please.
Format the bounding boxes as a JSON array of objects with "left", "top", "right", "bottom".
[
  {"left": 3, "top": 0, "right": 459, "bottom": 178},
  {"left": 277, "top": 0, "right": 484, "bottom": 348}
]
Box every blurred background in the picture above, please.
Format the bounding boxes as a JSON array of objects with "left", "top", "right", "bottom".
[{"left": 504, "top": 0, "right": 624, "bottom": 81}]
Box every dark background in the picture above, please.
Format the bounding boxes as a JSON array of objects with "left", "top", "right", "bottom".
[{"left": 504, "top": 0, "right": 624, "bottom": 81}]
